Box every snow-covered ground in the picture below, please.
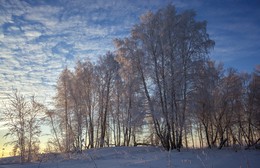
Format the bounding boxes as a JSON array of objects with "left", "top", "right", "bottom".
[{"left": 0, "top": 146, "right": 259, "bottom": 168}]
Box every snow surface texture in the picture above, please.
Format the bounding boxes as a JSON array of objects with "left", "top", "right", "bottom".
[{"left": 0, "top": 146, "right": 259, "bottom": 168}]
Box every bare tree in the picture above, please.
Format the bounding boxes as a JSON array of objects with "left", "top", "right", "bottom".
[
  {"left": 55, "top": 67, "right": 74, "bottom": 152},
  {"left": 115, "top": 4, "right": 214, "bottom": 151},
  {"left": 115, "top": 49, "right": 145, "bottom": 146},
  {"left": 95, "top": 52, "right": 119, "bottom": 147},
  {"left": 45, "top": 110, "right": 63, "bottom": 152},
  {"left": 26, "top": 96, "right": 44, "bottom": 162},
  {"left": 240, "top": 68, "right": 260, "bottom": 148},
  {"left": 2, "top": 91, "right": 27, "bottom": 163},
  {"left": 75, "top": 61, "right": 96, "bottom": 149},
  {"left": 1, "top": 91, "right": 44, "bottom": 163}
]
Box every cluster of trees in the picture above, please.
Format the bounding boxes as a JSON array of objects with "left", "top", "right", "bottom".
[
  {"left": 48, "top": 52, "right": 146, "bottom": 153},
  {"left": 191, "top": 63, "right": 260, "bottom": 149},
  {"left": 1, "top": 92, "right": 44, "bottom": 163},
  {"left": 1, "top": 4, "right": 259, "bottom": 163},
  {"left": 46, "top": 5, "right": 259, "bottom": 152}
]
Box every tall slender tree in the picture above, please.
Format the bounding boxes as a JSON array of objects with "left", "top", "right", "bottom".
[
  {"left": 55, "top": 67, "right": 74, "bottom": 152},
  {"left": 96, "top": 52, "right": 119, "bottom": 147}
]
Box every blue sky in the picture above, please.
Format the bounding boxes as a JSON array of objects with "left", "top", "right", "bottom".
[{"left": 0, "top": 0, "right": 260, "bottom": 107}]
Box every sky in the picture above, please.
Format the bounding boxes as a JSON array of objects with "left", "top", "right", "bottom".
[{"left": 0, "top": 0, "right": 260, "bottom": 155}]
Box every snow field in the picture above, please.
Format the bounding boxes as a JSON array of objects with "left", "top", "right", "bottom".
[{"left": 0, "top": 146, "right": 259, "bottom": 168}]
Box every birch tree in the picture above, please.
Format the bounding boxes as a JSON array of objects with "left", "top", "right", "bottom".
[
  {"left": 75, "top": 61, "right": 96, "bottom": 149},
  {"left": 115, "top": 4, "right": 214, "bottom": 150},
  {"left": 55, "top": 67, "right": 74, "bottom": 152},
  {"left": 1, "top": 91, "right": 44, "bottom": 163},
  {"left": 96, "top": 52, "right": 119, "bottom": 147}
]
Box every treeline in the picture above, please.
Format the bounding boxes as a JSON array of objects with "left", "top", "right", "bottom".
[
  {"left": 48, "top": 5, "right": 259, "bottom": 152},
  {"left": 1, "top": 4, "right": 259, "bottom": 163}
]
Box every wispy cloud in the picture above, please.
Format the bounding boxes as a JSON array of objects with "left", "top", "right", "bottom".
[{"left": 0, "top": 0, "right": 259, "bottom": 109}]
